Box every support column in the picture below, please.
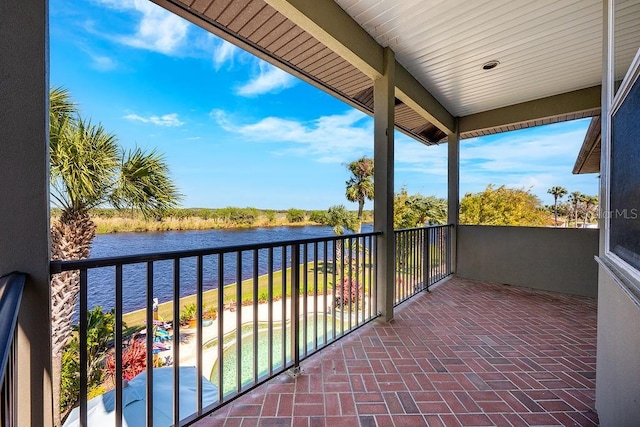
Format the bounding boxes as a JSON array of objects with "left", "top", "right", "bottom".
[
  {"left": 447, "top": 120, "right": 460, "bottom": 274},
  {"left": 0, "top": 1, "right": 53, "bottom": 425},
  {"left": 374, "top": 47, "right": 395, "bottom": 321}
]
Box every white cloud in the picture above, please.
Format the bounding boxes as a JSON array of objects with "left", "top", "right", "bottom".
[
  {"left": 393, "top": 120, "right": 594, "bottom": 202},
  {"left": 125, "top": 113, "right": 184, "bottom": 127},
  {"left": 236, "top": 62, "right": 296, "bottom": 96},
  {"left": 211, "top": 109, "right": 372, "bottom": 162},
  {"left": 213, "top": 39, "right": 239, "bottom": 69},
  {"left": 95, "top": 0, "right": 189, "bottom": 55},
  {"left": 89, "top": 53, "right": 117, "bottom": 71},
  {"left": 211, "top": 107, "right": 593, "bottom": 202},
  {"left": 396, "top": 137, "right": 447, "bottom": 169},
  {"left": 459, "top": 127, "right": 588, "bottom": 176}
]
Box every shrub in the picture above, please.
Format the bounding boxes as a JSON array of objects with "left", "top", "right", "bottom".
[
  {"left": 264, "top": 210, "right": 277, "bottom": 223},
  {"left": 60, "top": 306, "right": 117, "bottom": 416},
  {"left": 105, "top": 339, "right": 147, "bottom": 382},
  {"left": 203, "top": 306, "right": 217, "bottom": 320},
  {"left": 258, "top": 291, "right": 269, "bottom": 303},
  {"left": 335, "top": 277, "right": 362, "bottom": 307},
  {"left": 215, "top": 207, "right": 258, "bottom": 225},
  {"left": 308, "top": 210, "right": 329, "bottom": 224},
  {"left": 180, "top": 303, "right": 197, "bottom": 324},
  {"left": 286, "top": 208, "right": 306, "bottom": 223},
  {"left": 59, "top": 340, "right": 80, "bottom": 416}
]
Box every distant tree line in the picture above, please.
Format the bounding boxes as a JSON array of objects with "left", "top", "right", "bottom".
[{"left": 547, "top": 186, "right": 598, "bottom": 227}]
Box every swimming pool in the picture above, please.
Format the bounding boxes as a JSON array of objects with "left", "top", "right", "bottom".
[{"left": 206, "top": 314, "right": 338, "bottom": 395}]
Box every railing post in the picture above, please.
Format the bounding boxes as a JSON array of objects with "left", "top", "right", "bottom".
[
  {"left": 423, "top": 228, "right": 430, "bottom": 292},
  {"left": 289, "top": 244, "right": 301, "bottom": 377},
  {"left": 79, "top": 270, "right": 88, "bottom": 427},
  {"left": 448, "top": 225, "right": 454, "bottom": 275}
]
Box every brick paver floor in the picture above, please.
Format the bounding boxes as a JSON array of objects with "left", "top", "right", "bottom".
[{"left": 194, "top": 277, "right": 598, "bottom": 427}]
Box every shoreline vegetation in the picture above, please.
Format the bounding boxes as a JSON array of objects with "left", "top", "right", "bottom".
[
  {"left": 51, "top": 207, "right": 374, "bottom": 234},
  {"left": 121, "top": 261, "right": 355, "bottom": 328}
]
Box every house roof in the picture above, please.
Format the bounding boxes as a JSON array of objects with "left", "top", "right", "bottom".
[
  {"left": 573, "top": 115, "right": 602, "bottom": 174},
  {"left": 153, "top": 0, "right": 636, "bottom": 145}
]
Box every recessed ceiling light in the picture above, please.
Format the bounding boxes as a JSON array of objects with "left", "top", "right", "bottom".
[{"left": 482, "top": 60, "right": 500, "bottom": 70}]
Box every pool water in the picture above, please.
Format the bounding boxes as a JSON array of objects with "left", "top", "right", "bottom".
[{"left": 207, "top": 314, "right": 337, "bottom": 395}]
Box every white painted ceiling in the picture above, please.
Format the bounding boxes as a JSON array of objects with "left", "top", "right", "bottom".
[{"left": 335, "top": 0, "right": 604, "bottom": 117}]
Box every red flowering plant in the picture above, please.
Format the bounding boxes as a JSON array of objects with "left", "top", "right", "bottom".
[
  {"left": 335, "top": 276, "right": 362, "bottom": 309},
  {"left": 105, "top": 339, "right": 147, "bottom": 382}
]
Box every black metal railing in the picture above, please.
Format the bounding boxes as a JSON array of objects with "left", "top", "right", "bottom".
[
  {"left": 0, "top": 272, "right": 26, "bottom": 427},
  {"left": 394, "top": 225, "right": 453, "bottom": 305},
  {"left": 51, "top": 231, "right": 379, "bottom": 426}
]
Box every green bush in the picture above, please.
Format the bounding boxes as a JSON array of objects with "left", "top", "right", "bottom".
[
  {"left": 308, "top": 210, "right": 329, "bottom": 224},
  {"left": 215, "top": 207, "right": 258, "bottom": 225},
  {"left": 61, "top": 306, "right": 121, "bottom": 417},
  {"left": 286, "top": 208, "right": 306, "bottom": 223},
  {"left": 264, "top": 210, "right": 277, "bottom": 223},
  {"left": 59, "top": 340, "right": 80, "bottom": 416}
]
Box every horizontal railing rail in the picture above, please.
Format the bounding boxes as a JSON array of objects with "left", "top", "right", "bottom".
[
  {"left": 394, "top": 225, "right": 453, "bottom": 305},
  {"left": 51, "top": 231, "right": 380, "bottom": 426},
  {"left": 0, "top": 272, "right": 26, "bottom": 427},
  {"left": 50, "top": 231, "right": 380, "bottom": 272}
]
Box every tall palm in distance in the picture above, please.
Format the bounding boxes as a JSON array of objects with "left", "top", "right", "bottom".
[
  {"left": 547, "top": 186, "right": 568, "bottom": 226},
  {"left": 568, "top": 191, "right": 584, "bottom": 228},
  {"left": 325, "top": 204, "right": 358, "bottom": 260},
  {"left": 583, "top": 195, "right": 599, "bottom": 224},
  {"left": 345, "top": 156, "right": 374, "bottom": 229},
  {"left": 49, "top": 87, "right": 180, "bottom": 425}
]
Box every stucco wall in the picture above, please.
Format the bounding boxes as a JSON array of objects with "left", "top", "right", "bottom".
[
  {"left": 596, "top": 264, "right": 640, "bottom": 426},
  {"left": 0, "top": 0, "right": 52, "bottom": 424},
  {"left": 457, "top": 225, "right": 598, "bottom": 297}
]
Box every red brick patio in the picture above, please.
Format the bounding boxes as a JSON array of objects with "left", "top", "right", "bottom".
[{"left": 194, "top": 277, "right": 598, "bottom": 427}]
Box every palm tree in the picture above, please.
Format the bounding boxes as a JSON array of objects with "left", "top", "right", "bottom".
[
  {"left": 326, "top": 205, "right": 358, "bottom": 235},
  {"left": 326, "top": 205, "right": 358, "bottom": 264},
  {"left": 49, "top": 87, "right": 180, "bottom": 425},
  {"left": 345, "top": 157, "right": 374, "bottom": 228},
  {"left": 568, "top": 191, "right": 583, "bottom": 228},
  {"left": 547, "top": 186, "right": 568, "bottom": 226},
  {"left": 583, "top": 195, "right": 598, "bottom": 224}
]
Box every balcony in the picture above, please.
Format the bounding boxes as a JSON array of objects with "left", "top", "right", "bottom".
[
  {"left": 31, "top": 225, "right": 600, "bottom": 426},
  {"left": 37, "top": 226, "right": 452, "bottom": 426},
  {"left": 194, "top": 276, "right": 598, "bottom": 427},
  {"left": 45, "top": 226, "right": 453, "bottom": 426},
  {"left": 4, "top": 1, "right": 640, "bottom": 425}
]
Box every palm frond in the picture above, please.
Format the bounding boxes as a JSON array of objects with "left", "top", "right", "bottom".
[
  {"left": 110, "top": 147, "right": 181, "bottom": 219},
  {"left": 345, "top": 157, "right": 374, "bottom": 206},
  {"left": 50, "top": 87, "right": 77, "bottom": 125},
  {"left": 50, "top": 117, "right": 120, "bottom": 211}
]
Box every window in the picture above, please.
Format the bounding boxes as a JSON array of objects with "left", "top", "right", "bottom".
[
  {"left": 609, "top": 64, "right": 640, "bottom": 272},
  {"left": 604, "top": 0, "right": 640, "bottom": 291}
]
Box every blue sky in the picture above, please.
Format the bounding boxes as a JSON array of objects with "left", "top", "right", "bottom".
[{"left": 50, "top": 0, "right": 598, "bottom": 210}]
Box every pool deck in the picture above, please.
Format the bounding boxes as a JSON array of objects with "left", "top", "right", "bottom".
[{"left": 191, "top": 277, "right": 598, "bottom": 427}]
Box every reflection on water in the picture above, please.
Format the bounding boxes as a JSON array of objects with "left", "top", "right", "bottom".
[{"left": 86, "top": 225, "right": 373, "bottom": 314}]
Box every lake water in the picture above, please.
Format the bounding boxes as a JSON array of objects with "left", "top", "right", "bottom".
[{"left": 87, "top": 224, "right": 373, "bottom": 314}]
